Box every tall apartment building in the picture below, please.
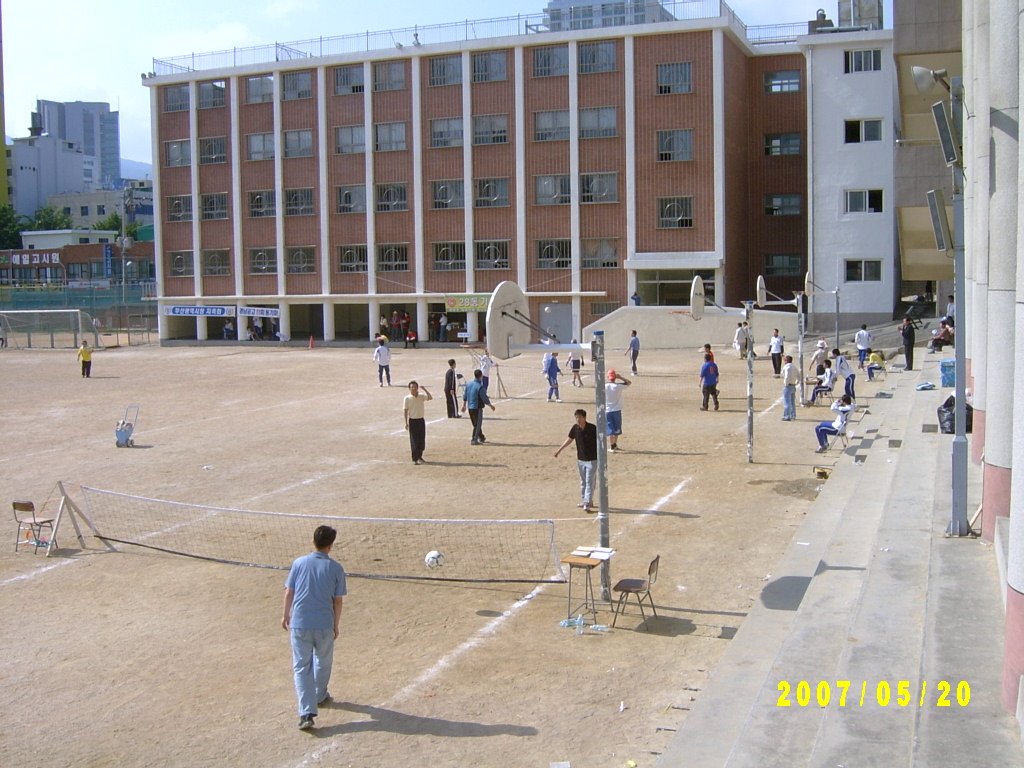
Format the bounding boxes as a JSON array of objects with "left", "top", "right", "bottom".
[
  {"left": 8, "top": 134, "right": 89, "bottom": 218},
  {"left": 145, "top": 2, "right": 889, "bottom": 343},
  {"left": 33, "top": 100, "right": 122, "bottom": 189}
]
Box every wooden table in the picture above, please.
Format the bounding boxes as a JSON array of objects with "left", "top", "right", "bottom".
[{"left": 561, "top": 554, "right": 602, "bottom": 621}]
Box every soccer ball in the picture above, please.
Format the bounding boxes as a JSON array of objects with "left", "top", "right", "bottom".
[{"left": 424, "top": 550, "right": 445, "bottom": 569}]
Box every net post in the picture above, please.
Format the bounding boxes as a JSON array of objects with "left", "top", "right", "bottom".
[{"left": 592, "top": 330, "right": 611, "bottom": 602}]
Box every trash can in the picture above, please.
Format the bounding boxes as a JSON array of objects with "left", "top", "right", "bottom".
[{"left": 940, "top": 359, "right": 955, "bottom": 388}]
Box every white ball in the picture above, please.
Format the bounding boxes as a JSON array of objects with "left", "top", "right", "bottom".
[{"left": 424, "top": 550, "right": 445, "bottom": 569}]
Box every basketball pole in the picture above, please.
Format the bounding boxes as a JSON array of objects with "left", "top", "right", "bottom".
[{"left": 592, "top": 330, "right": 611, "bottom": 601}]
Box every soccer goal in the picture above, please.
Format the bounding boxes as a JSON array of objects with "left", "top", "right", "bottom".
[{"left": 0, "top": 309, "right": 104, "bottom": 349}]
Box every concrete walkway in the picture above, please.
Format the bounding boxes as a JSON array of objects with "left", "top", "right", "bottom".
[{"left": 657, "top": 355, "right": 1023, "bottom": 767}]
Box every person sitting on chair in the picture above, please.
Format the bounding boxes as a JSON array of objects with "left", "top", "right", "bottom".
[
  {"left": 928, "top": 322, "right": 954, "bottom": 353},
  {"left": 865, "top": 348, "right": 886, "bottom": 381},
  {"left": 815, "top": 394, "right": 853, "bottom": 453},
  {"left": 809, "top": 359, "right": 835, "bottom": 405}
]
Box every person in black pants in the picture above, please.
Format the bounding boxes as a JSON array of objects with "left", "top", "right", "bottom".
[
  {"left": 900, "top": 317, "right": 916, "bottom": 371},
  {"left": 443, "top": 359, "right": 461, "bottom": 418}
]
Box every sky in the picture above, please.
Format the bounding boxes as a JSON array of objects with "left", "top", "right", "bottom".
[{"left": 2, "top": 0, "right": 894, "bottom": 167}]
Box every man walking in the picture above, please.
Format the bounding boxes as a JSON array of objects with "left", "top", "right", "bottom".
[
  {"left": 403, "top": 380, "right": 433, "bottom": 464},
  {"left": 282, "top": 525, "right": 347, "bottom": 731},
  {"left": 373, "top": 338, "right": 392, "bottom": 387},
  {"left": 781, "top": 354, "right": 799, "bottom": 420},
  {"left": 443, "top": 359, "right": 461, "bottom": 418},
  {"left": 77, "top": 341, "right": 93, "bottom": 378},
  {"left": 832, "top": 347, "right": 856, "bottom": 401},
  {"left": 699, "top": 353, "right": 720, "bottom": 411},
  {"left": 854, "top": 324, "right": 873, "bottom": 369},
  {"left": 544, "top": 351, "right": 562, "bottom": 403},
  {"left": 768, "top": 329, "right": 784, "bottom": 376},
  {"left": 462, "top": 369, "right": 495, "bottom": 445},
  {"left": 625, "top": 330, "right": 640, "bottom": 374},
  {"left": 554, "top": 409, "right": 598, "bottom": 512},
  {"left": 901, "top": 317, "right": 916, "bottom": 371},
  {"left": 605, "top": 369, "right": 631, "bottom": 451}
]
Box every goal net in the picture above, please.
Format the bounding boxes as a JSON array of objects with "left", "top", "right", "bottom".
[
  {"left": 0, "top": 309, "right": 104, "bottom": 349},
  {"left": 78, "top": 485, "right": 567, "bottom": 583}
]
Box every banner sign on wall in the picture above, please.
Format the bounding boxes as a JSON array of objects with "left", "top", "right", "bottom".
[
  {"left": 444, "top": 294, "right": 489, "bottom": 312},
  {"left": 238, "top": 307, "right": 281, "bottom": 318},
  {"left": 164, "top": 305, "right": 235, "bottom": 317}
]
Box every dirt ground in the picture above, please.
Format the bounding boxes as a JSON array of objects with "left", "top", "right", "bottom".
[{"left": 0, "top": 341, "right": 844, "bottom": 767}]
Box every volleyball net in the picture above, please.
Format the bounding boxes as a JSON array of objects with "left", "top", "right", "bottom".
[{"left": 75, "top": 485, "right": 567, "bottom": 583}]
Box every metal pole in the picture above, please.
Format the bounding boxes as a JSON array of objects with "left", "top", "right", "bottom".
[
  {"left": 948, "top": 77, "right": 969, "bottom": 536},
  {"left": 796, "top": 292, "right": 806, "bottom": 407},
  {"left": 592, "top": 330, "right": 611, "bottom": 599},
  {"left": 745, "top": 301, "right": 754, "bottom": 464},
  {"left": 834, "top": 285, "right": 840, "bottom": 352}
]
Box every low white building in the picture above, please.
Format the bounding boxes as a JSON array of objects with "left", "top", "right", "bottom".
[{"left": 9, "top": 135, "right": 91, "bottom": 218}]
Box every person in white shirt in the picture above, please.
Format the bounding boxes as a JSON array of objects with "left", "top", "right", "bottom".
[
  {"left": 808, "top": 339, "right": 829, "bottom": 379},
  {"left": 478, "top": 351, "right": 498, "bottom": 392},
  {"left": 831, "top": 348, "right": 856, "bottom": 401},
  {"left": 768, "top": 329, "right": 785, "bottom": 376},
  {"left": 780, "top": 355, "right": 800, "bottom": 420},
  {"left": 372, "top": 338, "right": 392, "bottom": 386},
  {"left": 605, "top": 369, "right": 632, "bottom": 451},
  {"left": 733, "top": 323, "right": 747, "bottom": 359},
  {"left": 854, "top": 325, "right": 873, "bottom": 369},
  {"left": 815, "top": 394, "right": 853, "bottom": 452},
  {"left": 810, "top": 360, "right": 836, "bottom": 404}
]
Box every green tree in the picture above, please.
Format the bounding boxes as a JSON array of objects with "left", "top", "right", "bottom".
[
  {"left": 0, "top": 204, "right": 30, "bottom": 249},
  {"left": 93, "top": 212, "right": 123, "bottom": 232},
  {"left": 31, "top": 205, "right": 74, "bottom": 230}
]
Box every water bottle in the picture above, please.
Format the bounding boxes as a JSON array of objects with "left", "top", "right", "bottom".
[
  {"left": 575, "top": 614, "right": 585, "bottom": 635},
  {"left": 591, "top": 624, "right": 610, "bottom": 632}
]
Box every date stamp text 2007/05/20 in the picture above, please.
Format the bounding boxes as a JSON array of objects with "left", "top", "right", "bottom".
[{"left": 776, "top": 680, "right": 971, "bottom": 708}]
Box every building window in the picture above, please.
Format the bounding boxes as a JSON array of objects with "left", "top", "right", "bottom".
[
  {"left": 166, "top": 195, "right": 192, "bottom": 222},
  {"left": 580, "top": 173, "right": 618, "bottom": 203},
  {"left": 201, "top": 193, "right": 228, "bottom": 220},
  {"left": 282, "top": 71, "right": 312, "bottom": 101},
  {"left": 533, "top": 45, "right": 569, "bottom": 77},
  {"left": 80, "top": 205, "right": 89, "bottom": 217},
  {"left": 764, "top": 70, "right": 800, "bottom": 93},
  {"left": 284, "top": 188, "right": 314, "bottom": 216},
  {"left": 429, "top": 55, "right": 462, "bottom": 86},
  {"left": 165, "top": 139, "right": 191, "bottom": 167},
  {"left": 62, "top": 206, "right": 71, "bottom": 215},
  {"left": 473, "top": 114, "right": 508, "bottom": 145},
  {"left": 472, "top": 51, "right": 507, "bottom": 82},
  {"left": 97, "top": 204, "right": 106, "bottom": 215},
  {"left": 657, "top": 62, "right": 692, "bottom": 94},
  {"left": 199, "top": 136, "right": 227, "bottom": 164},
  {"left": 373, "top": 61, "right": 405, "bottom": 92},
  {"left": 845, "top": 189, "right": 884, "bottom": 213},
  {"left": 570, "top": 5, "right": 594, "bottom": 28},
  {"left": 376, "top": 183, "right": 408, "bottom": 212},
  {"left": 657, "top": 196, "right": 694, "bottom": 228},
  {"left": 433, "top": 242, "right": 466, "bottom": 271},
  {"left": 657, "top": 129, "right": 694, "bottom": 161},
  {"left": 581, "top": 238, "right": 618, "bottom": 268},
  {"left": 765, "top": 133, "right": 801, "bottom": 155},
  {"left": 334, "top": 64, "right": 364, "bottom": 95},
  {"left": 432, "top": 180, "right": 465, "bottom": 209},
  {"left": 764, "top": 194, "right": 801, "bottom": 216},
  {"left": 534, "top": 110, "right": 570, "bottom": 142},
  {"left": 844, "top": 119, "right": 883, "bottom": 143},
  {"left": 245, "top": 74, "right": 274, "bottom": 103},
  {"left": 845, "top": 259, "right": 882, "bottom": 281},
  {"left": 430, "top": 117, "right": 464, "bottom": 148},
  {"left": 202, "top": 249, "right": 230, "bottom": 276},
  {"left": 169, "top": 251, "right": 194, "bottom": 276},
  {"left": 286, "top": 247, "right": 315, "bottom": 274},
  {"left": 579, "top": 41, "right": 616, "bottom": 74},
  {"left": 374, "top": 122, "right": 407, "bottom": 152},
  {"left": 590, "top": 301, "right": 621, "bottom": 317},
  {"left": 536, "top": 174, "right": 571, "bottom": 205},
  {"left": 579, "top": 107, "right": 617, "bottom": 138},
  {"left": 284, "top": 129, "right": 313, "bottom": 158},
  {"left": 475, "top": 178, "right": 509, "bottom": 208},
  {"left": 603, "top": 1, "right": 627, "bottom": 25},
  {"left": 249, "top": 190, "right": 276, "bottom": 218},
  {"left": 764, "top": 254, "right": 802, "bottom": 277},
  {"left": 198, "top": 80, "right": 226, "bottom": 109},
  {"left": 475, "top": 240, "right": 510, "bottom": 270},
  {"left": 249, "top": 248, "right": 277, "bottom": 274},
  {"left": 537, "top": 239, "right": 571, "bottom": 269},
  {"left": 377, "top": 244, "right": 409, "bottom": 271},
  {"left": 164, "top": 84, "right": 190, "bottom": 112},
  {"left": 335, "top": 125, "right": 365, "bottom": 154},
  {"left": 338, "top": 245, "right": 368, "bottom": 273},
  {"left": 337, "top": 185, "right": 367, "bottom": 213},
  {"left": 844, "top": 49, "right": 882, "bottom": 73},
  {"left": 246, "top": 133, "right": 274, "bottom": 161}
]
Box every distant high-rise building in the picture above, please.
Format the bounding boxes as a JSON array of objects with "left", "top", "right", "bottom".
[
  {"left": 0, "top": 11, "right": 9, "bottom": 206},
  {"left": 33, "top": 100, "right": 122, "bottom": 189},
  {"left": 9, "top": 134, "right": 89, "bottom": 217}
]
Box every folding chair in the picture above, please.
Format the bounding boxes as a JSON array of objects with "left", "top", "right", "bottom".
[
  {"left": 611, "top": 555, "right": 659, "bottom": 629},
  {"left": 809, "top": 384, "right": 835, "bottom": 406},
  {"left": 826, "top": 422, "right": 851, "bottom": 452},
  {"left": 13, "top": 500, "right": 56, "bottom": 553}
]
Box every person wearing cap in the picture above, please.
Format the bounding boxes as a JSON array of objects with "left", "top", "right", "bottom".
[
  {"left": 605, "top": 369, "right": 631, "bottom": 451},
  {"left": 808, "top": 339, "right": 829, "bottom": 381}
]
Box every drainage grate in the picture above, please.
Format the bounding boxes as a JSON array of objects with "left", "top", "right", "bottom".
[
  {"left": 888, "top": 439, "right": 903, "bottom": 448},
  {"left": 922, "top": 424, "right": 938, "bottom": 433}
]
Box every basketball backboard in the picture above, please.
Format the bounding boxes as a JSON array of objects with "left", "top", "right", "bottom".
[
  {"left": 689, "top": 276, "right": 705, "bottom": 321},
  {"left": 485, "top": 281, "right": 532, "bottom": 360},
  {"left": 756, "top": 275, "right": 767, "bottom": 308}
]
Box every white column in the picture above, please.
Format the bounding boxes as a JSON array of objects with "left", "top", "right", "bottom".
[{"left": 623, "top": 35, "right": 637, "bottom": 307}]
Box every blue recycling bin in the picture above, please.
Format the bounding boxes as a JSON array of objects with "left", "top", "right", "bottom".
[{"left": 940, "top": 359, "right": 955, "bottom": 388}]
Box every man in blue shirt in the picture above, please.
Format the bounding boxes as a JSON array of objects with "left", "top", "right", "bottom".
[
  {"left": 462, "top": 369, "right": 495, "bottom": 445},
  {"left": 625, "top": 330, "right": 640, "bottom": 374},
  {"left": 699, "top": 353, "right": 720, "bottom": 411},
  {"left": 282, "top": 525, "right": 347, "bottom": 730}
]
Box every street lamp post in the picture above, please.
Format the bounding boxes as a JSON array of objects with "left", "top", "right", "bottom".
[{"left": 913, "top": 66, "right": 970, "bottom": 536}]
